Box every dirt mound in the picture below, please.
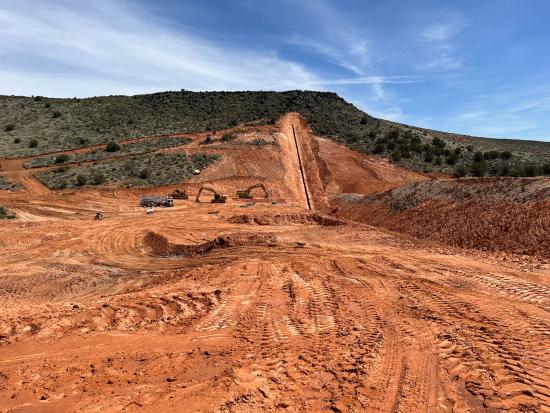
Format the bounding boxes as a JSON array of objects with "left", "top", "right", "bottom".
[
  {"left": 331, "top": 177, "right": 550, "bottom": 258},
  {"left": 228, "top": 212, "right": 344, "bottom": 226},
  {"left": 144, "top": 231, "right": 278, "bottom": 257}
]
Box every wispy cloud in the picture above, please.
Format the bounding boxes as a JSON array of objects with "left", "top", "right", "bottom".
[
  {"left": 287, "top": 0, "right": 371, "bottom": 75},
  {"left": 416, "top": 13, "right": 468, "bottom": 71},
  {"left": 0, "top": 0, "right": 319, "bottom": 97},
  {"left": 308, "top": 75, "right": 424, "bottom": 86}
]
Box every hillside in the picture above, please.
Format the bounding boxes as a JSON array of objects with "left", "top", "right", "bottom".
[
  {"left": 2, "top": 91, "right": 549, "bottom": 178},
  {"left": 331, "top": 177, "right": 550, "bottom": 258},
  {"left": 1, "top": 106, "right": 549, "bottom": 412}
]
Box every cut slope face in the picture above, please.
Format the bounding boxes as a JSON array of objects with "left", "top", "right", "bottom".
[
  {"left": 331, "top": 177, "right": 550, "bottom": 258},
  {"left": 279, "top": 112, "right": 429, "bottom": 210},
  {"left": 315, "top": 135, "right": 429, "bottom": 195}
]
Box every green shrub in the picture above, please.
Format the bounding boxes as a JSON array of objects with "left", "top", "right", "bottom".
[
  {"left": 221, "top": 133, "right": 235, "bottom": 142},
  {"left": 0, "top": 206, "right": 16, "bottom": 219},
  {"left": 432, "top": 137, "right": 446, "bottom": 148},
  {"left": 139, "top": 168, "right": 150, "bottom": 179},
  {"left": 360, "top": 115, "right": 368, "bottom": 125},
  {"left": 391, "top": 150, "right": 401, "bottom": 162},
  {"left": 543, "top": 163, "right": 550, "bottom": 175},
  {"left": 52, "top": 111, "right": 62, "bottom": 118},
  {"left": 471, "top": 160, "right": 487, "bottom": 176},
  {"left": 446, "top": 154, "right": 457, "bottom": 165},
  {"left": 13, "top": 138, "right": 21, "bottom": 144},
  {"left": 201, "top": 136, "right": 214, "bottom": 145},
  {"left": 105, "top": 141, "right": 121, "bottom": 152},
  {"left": 453, "top": 165, "right": 467, "bottom": 178},
  {"left": 523, "top": 164, "right": 537, "bottom": 177},
  {"left": 76, "top": 174, "right": 88, "bottom": 186},
  {"left": 500, "top": 151, "right": 512, "bottom": 160},
  {"left": 91, "top": 172, "right": 106, "bottom": 185},
  {"left": 55, "top": 154, "right": 70, "bottom": 164},
  {"left": 372, "top": 144, "right": 385, "bottom": 154},
  {"left": 53, "top": 166, "right": 69, "bottom": 173},
  {"left": 4, "top": 123, "right": 15, "bottom": 132},
  {"left": 29, "top": 139, "right": 39, "bottom": 148}
]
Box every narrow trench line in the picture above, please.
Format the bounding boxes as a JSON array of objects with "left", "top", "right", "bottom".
[{"left": 292, "top": 124, "right": 312, "bottom": 210}]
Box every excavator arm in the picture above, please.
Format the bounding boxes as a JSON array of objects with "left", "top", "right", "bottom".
[
  {"left": 196, "top": 186, "right": 227, "bottom": 203},
  {"left": 237, "top": 183, "right": 268, "bottom": 199}
]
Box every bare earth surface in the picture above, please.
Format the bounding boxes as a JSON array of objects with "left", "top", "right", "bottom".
[{"left": 0, "top": 115, "right": 549, "bottom": 412}]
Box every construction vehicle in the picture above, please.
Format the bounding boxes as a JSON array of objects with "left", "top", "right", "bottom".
[
  {"left": 196, "top": 186, "right": 227, "bottom": 203},
  {"left": 237, "top": 183, "right": 268, "bottom": 199},
  {"left": 140, "top": 195, "right": 174, "bottom": 208},
  {"left": 170, "top": 189, "right": 189, "bottom": 200}
]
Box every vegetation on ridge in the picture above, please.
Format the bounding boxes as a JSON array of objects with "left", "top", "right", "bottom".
[{"left": 1, "top": 91, "right": 549, "bottom": 177}]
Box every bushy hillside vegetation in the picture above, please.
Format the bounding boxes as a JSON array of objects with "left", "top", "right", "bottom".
[
  {"left": 37, "top": 152, "right": 219, "bottom": 189},
  {"left": 24, "top": 137, "right": 191, "bottom": 168},
  {"left": 2, "top": 91, "right": 549, "bottom": 176}
]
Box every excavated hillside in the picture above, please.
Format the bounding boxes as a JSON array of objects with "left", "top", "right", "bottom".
[
  {"left": 0, "top": 111, "right": 549, "bottom": 412},
  {"left": 331, "top": 177, "right": 550, "bottom": 258}
]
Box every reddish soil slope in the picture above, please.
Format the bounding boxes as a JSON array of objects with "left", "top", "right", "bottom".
[
  {"left": 331, "top": 177, "right": 550, "bottom": 258},
  {"left": 0, "top": 115, "right": 549, "bottom": 412}
]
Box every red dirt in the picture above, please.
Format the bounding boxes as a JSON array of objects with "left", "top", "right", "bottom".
[
  {"left": 331, "top": 177, "right": 550, "bottom": 258},
  {"left": 0, "top": 115, "right": 549, "bottom": 412},
  {"left": 227, "top": 212, "right": 344, "bottom": 226}
]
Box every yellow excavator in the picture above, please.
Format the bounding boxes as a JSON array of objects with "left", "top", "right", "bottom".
[
  {"left": 236, "top": 183, "right": 268, "bottom": 199},
  {"left": 196, "top": 185, "right": 228, "bottom": 203},
  {"left": 170, "top": 189, "right": 189, "bottom": 200}
]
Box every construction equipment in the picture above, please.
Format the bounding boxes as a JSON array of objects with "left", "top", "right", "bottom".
[
  {"left": 196, "top": 186, "right": 227, "bottom": 203},
  {"left": 237, "top": 183, "right": 268, "bottom": 199},
  {"left": 140, "top": 195, "right": 174, "bottom": 208},
  {"left": 94, "top": 212, "right": 103, "bottom": 220},
  {"left": 170, "top": 189, "right": 189, "bottom": 200}
]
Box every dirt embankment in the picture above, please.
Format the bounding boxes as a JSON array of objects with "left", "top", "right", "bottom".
[
  {"left": 331, "top": 177, "right": 550, "bottom": 258},
  {"left": 143, "top": 231, "right": 278, "bottom": 257},
  {"left": 227, "top": 211, "right": 344, "bottom": 226},
  {"left": 279, "top": 113, "right": 429, "bottom": 211}
]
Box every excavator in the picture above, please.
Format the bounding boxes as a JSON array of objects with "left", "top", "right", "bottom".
[
  {"left": 170, "top": 189, "right": 189, "bottom": 200},
  {"left": 196, "top": 185, "right": 228, "bottom": 203},
  {"left": 236, "top": 183, "right": 268, "bottom": 199}
]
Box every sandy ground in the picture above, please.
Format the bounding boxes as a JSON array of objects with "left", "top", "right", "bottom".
[{"left": 0, "top": 115, "right": 548, "bottom": 412}]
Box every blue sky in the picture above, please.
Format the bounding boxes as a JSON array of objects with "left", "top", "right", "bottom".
[{"left": 1, "top": 0, "right": 550, "bottom": 141}]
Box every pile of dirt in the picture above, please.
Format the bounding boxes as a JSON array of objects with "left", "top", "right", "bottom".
[
  {"left": 331, "top": 177, "right": 550, "bottom": 258},
  {"left": 143, "top": 231, "right": 278, "bottom": 257},
  {"left": 228, "top": 212, "right": 344, "bottom": 226}
]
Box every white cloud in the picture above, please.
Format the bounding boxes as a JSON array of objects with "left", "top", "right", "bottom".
[
  {"left": 0, "top": 0, "right": 319, "bottom": 97},
  {"left": 416, "top": 13, "right": 467, "bottom": 71},
  {"left": 308, "top": 75, "right": 424, "bottom": 86},
  {"left": 287, "top": 0, "right": 371, "bottom": 75}
]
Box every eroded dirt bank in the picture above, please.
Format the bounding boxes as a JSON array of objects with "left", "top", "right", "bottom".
[{"left": 331, "top": 177, "right": 550, "bottom": 259}]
